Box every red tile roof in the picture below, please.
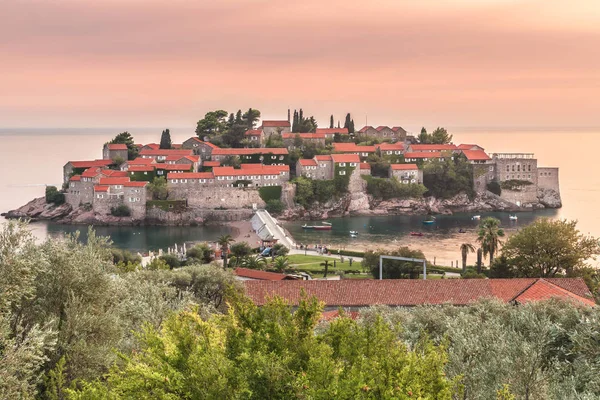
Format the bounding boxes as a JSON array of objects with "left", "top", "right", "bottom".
[
  {"left": 315, "top": 155, "right": 333, "bottom": 161},
  {"left": 98, "top": 177, "right": 130, "bottom": 185},
  {"left": 404, "top": 152, "right": 443, "bottom": 159},
  {"left": 94, "top": 186, "right": 109, "bottom": 192},
  {"left": 376, "top": 126, "right": 391, "bottom": 131},
  {"left": 244, "top": 278, "right": 595, "bottom": 307},
  {"left": 81, "top": 167, "right": 103, "bottom": 178},
  {"left": 167, "top": 172, "right": 214, "bottom": 179},
  {"left": 298, "top": 159, "right": 318, "bottom": 166},
  {"left": 139, "top": 149, "right": 193, "bottom": 157},
  {"left": 102, "top": 170, "right": 128, "bottom": 177},
  {"left": 261, "top": 120, "right": 291, "bottom": 128},
  {"left": 70, "top": 175, "right": 81, "bottom": 181},
  {"left": 186, "top": 137, "right": 220, "bottom": 149},
  {"left": 142, "top": 143, "right": 160, "bottom": 150},
  {"left": 462, "top": 150, "right": 491, "bottom": 161},
  {"left": 515, "top": 279, "right": 596, "bottom": 306},
  {"left": 410, "top": 144, "right": 458, "bottom": 151},
  {"left": 315, "top": 128, "right": 349, "bottom": 135},
  {"left": 128, "top": 165, "right": 155, "bottom": 172},
  {"left": 68, "top": 160, "right": 113, "bottom": 168},
  {"left": 245, "top": 129, "right": 263, "bottom": 136},
  {"left": 213, "top": 165, "right": 289, "bottom": 177},
  {"left": 331, "top": 154, "right": 361, "bottom": 163},
  {"left": 203, "top": 161, "right": 220, "bottom": 167},
  {"left": 333, "top": 143, "right": 376, "bottom": 153},
  {"left": 358, "top": 126, "right": 374, "bottom": 133},
  {"left": 212, "top": 148, "right": 289, "bottom": 156},
  {"left": 155, "top": 164, "right": 192, "bottom": 171},
  {"left": 128, "top": 158, "right": 155, "bottom": 165},
  {"left": 457, "top": 144, "right": 484, "bottom": 150},
  {"left": 234, "top": 268, "right": 297, "bottom": 281},
  {"left": 391, "top": 163, "right": 419, "bottom": 170},
  {"left": 360, "top": 163, "right": 371, "bottom": 170},
  {"left": 282, "top": 133, "right": 326, "bottom": 140},
  {"left": 106, "top": 143, "right": 127, "bottom": 150},
  {"left": 124, "top": 181, "right": 148, "bottom": 187},
  {"left": 377, "top": 143, "right": 405, "bottom": 151},
  {"left": 391, "top": 126, "right": 406, "bottom": 133}
]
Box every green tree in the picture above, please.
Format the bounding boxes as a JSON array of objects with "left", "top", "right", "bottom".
[
  {"left": 271, "top": 243, "right": 289, "bottom": 257},
  {"left": 241, "top": 254, "right": 267, "bottom": 270},
  {"left": 423, "top": 156, "right": 475, "bottom": 199},
  {"left": 242, "top": 108, "right": 261, "bottom": 130},
  {"left": 146, "top": 257, "right": 170, "bottom": 270},
  {"left": 186, "top": 243, "right": 213, "bottom": 264},
  {"left": 230, "top": 242, "right": 252, "bottom": 260},
  {"left": 363, "top": 247, "right": 427, "bottom": 279},
  {"left": 266, "top": 199, "right": 285, "bottom": 215},
  {"left": 217, "top": 234, "right": 234, "bottom": 269},
  {"left": 294, "top": 177, "right": 314, "bottom": 207},
  {"left": 460, "top": 243, "right": 476, "bottom": 272},
  {"left": 500, "top": 219, "right": 600, "bottom": 278},
  {"left": 272, "top": 256, "right": 289, "bottom": 272},
  {"left": 418, "top": 127, "right": 430, "bottom": 144},
  {"left": 108, "top": 131, "right": 138, "bottom": 160},
  {"left": 159, "top": 254, "right": 181, "bottom": 269},
  {"left": 159, "top": 128, "right": 172, "bottom": 149},
  {"left": 329, "top": 114, "right": 334, "bottom": 128},
  {"left": 477, "top": 217, "right": 505, "bottom": 266},
  {"left": 476, "top": 247, "right": 483, "bottom": 274},
  {"left": 147, "top": 176, "right": 168, "bottom": 200},
  {"left": 195, "top": 110, "right": 228, "bottom": 139},
  {"left": 430, "top": 127, "right": 453, "bottom": 144},
  {"left": 45, "top": 186, "right": 65, "bottom": 205}
]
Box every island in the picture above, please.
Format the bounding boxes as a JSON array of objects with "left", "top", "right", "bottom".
[{"left": 3, "top": 109, "right": 561, "bottom": 226}]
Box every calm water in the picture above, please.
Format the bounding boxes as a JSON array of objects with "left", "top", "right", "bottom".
[{"left": 1, "top": 128, "right": 599, "bottom": 256}]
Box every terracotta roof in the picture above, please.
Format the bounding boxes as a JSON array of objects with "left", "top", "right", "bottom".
[
  {"left": 358, "top": 126, "right": 374, "bottom": 133},
  {"left": 298, "top": 159, "right": 318, "bottom": 166},
  {"left": 457, "top": 144, "right": 484, "bottom": 150},
  {"left": 245, "top": 129, "right": 263, "bottom": 136},
  {"left": 244, "top": 278, "right": 595, "bottom": 307},
  {"left": 377, "top": 143, "right": 405, "bottom": 151},
  {"left": 515, "top": 279, "right": 596, "bottom": 306},
  {"left": 139, "top": 149, "right": 193, "bottom": 157},
  {"left": 167, "top": 172, "right": 214, "bottom": 179},
  {"left": 142, "top": 143, "right": 160, "bottom": 150},
  {"left": 106, "top": 143, "right": 127, "bottom": 150},
  {"left": 282, "top": 133, "right": 326, "bottom": 140},
  {"left": 186, "top": 137, "right": 220, "bottom": 149},
  {"left": 391, "top": 163, "right": 419, "bottom": 170},
  {"left": 234, "top": 268, "right": 297, "bottom": 281},
  {"left": 124, "top": 181, "right": 148, "bottom": 187},
  {"left": 212, "top": 148, "right": 289, "bottom": 156},
  {"left": 391, "top": 126, "right": 406, "bottom": 133},
  {"left": 94, "top": 185, "right": 109, "bottom": 192},
  {"left": 68, "top": 160, "right": 113, "bottom": 168},
  {"left": 462, "top": 150, "right": 491, "bottom": 161},
  {"left": 155, "top": 164, "right": 192, "bottom": 171},
  {"left": 203, "top": 161, "right": 220, "bottom": 167},
  {"left": 128, "top": 158, "right": 155, "bottom": 165},
  {"left": 101, "top": 170, "right": 128, "bottom": 177},
  {"left": 261, "top": 120, "right": 291, "bottom": 128},
  {"left": 410, "top": 144, "right": 458, "bottom": 151},
  {"left": 360, "top": 163, "right": 371, "bottom": 169},
  {"left": 315, "top": 155, "right": 333, "bottom": 161},
  {"left": 81, "top": 167, "right": 103, "bottom": 178},
  {"left": 98, "top": 177, "right": 130, "bottom": 185},
  {"left": 333, "top": 143, "right": 376, "bottom": 153},
  {"left": 331, "top": 154, "right": 361, "bottom": 163},
  {"left": 315, "top": 128, "right": 349, "bottom": 135},
  {"left": 404, "top": 152, "right": 443, "bottom": 159},
  {"left": 240, "top": 163, "right": 289, "bottom": 172},
  {"left": 70, "top": 175, "right": 81, "bottom": 181},
  {"left": 213, "top": 165, "right": 288, "bottom": 177},
  {"left": 128, "top": 165, "right": 155, "bottom": 172},
  {"left": 375, "top": 126, "right": 391, "bottom": 131}
]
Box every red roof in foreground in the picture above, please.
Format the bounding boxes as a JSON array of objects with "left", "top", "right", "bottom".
[
  {"left": 331, "top": 154, "right": 361, "bottom": 163},
  {"left": 298, "top": 159, "right": 317, "bottom": 166},
  {"left": 106, "top": 143, "right": 127, "bottom": 150},
  {"left": 462, "top": 150, "right": 491, "bottom": 161},
  {"left": 244, "top": 278, "right": 594, "bottom": 307},
  {"left": 261, "top": 120, "right": 291, "bottom": 128},
  {"left": 98, "top": 177, "right": 130, "bottom": 185},
  {"left": 94, "top": 186, "right": 109, "bottom": 192},
  {"left": 391, "top": 163, "right": 419, "bottom": 170},
  {"left": 234, "top": 268, "right": 298, "bottom": 281},
  {"left": 102, "top": 170, "right": 128, "bottom": 177}
]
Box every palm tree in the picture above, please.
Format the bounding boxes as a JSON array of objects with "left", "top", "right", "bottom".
[
  {"left": 241, "top": 255, "right": 267, "bottom": 270},
  {"left": 476, "top": 217, "right": 505, "bottom": 266},
  {"left": 272, "top": 256, "right": 289, "bottom": 272},
  {"left": 460, "top": 243, "right": 476, "bottom": 272},
  {"left": 217, "top": 234, "right": 234, "bottom": 269}
]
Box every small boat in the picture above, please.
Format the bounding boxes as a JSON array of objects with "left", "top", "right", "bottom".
[
  {"left": 458, "top": 229, "right": 466, "bottom": 233},
  {"left": 410, "top": 232, "right": 424, "bottom": 237},
  {"left": 422, "top": 220, "right": 435, "bottom": 225},
  {"left": 322, "top": 222, "right": 332, "bottom": 226},
  {"left": 349, "top": 230, "right": 358, "bottom": 235},
  {"left": 302, "top": 224, "right": 332, "bottom": 230},
  {"left": 350, "top": 233, "right": 358, "bottom": 238},
  {"left": 509, "top": 215, "right": 518, "bottom": 221},
  {"left": 472, "top": 215, "right": 481, "bottom": 221}
]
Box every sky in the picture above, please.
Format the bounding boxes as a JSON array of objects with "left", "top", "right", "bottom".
[{"left": 1, "top": 0, "right": 600, "bottom": 131}]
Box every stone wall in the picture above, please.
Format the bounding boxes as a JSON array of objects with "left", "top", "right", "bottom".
[
  {"left": 472, "top": 164, "right": 492, "bottom": 194},
  {"left": 169, "top": 186, "right": 265, "bottom": 209},
  {"left": 281, "top": 182, "right": 296, "bottom": 209},
  {"left": 92, "top": 197, "right": 123, "bottom": 216},
  {"left": 499, "top": 186, "right": 538, "bottom": 206},
  {"left": 146, "top": 207, "right": 255, "bottom": 224},
  {"left": 537, "top": 167, "right": 560, "bottom": 191},
  {"left": 493, "top": 157, "right": 538, "bottom": 185}
]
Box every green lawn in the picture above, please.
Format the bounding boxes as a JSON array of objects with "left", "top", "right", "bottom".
[{"left": 287, "top": 254, "right": 362, "bottom": 272}]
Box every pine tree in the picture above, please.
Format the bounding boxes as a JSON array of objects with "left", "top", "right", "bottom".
[
  {"left": 337, "top": 121, "right": 341, "bottom": 128},
  {"left": 330, "top": 115, "right": 334, "bottom": 128},
  {"left": 292, "top": 110, "right": 299, "bottom": 133},
  {"left": 159, "top": 129, "right": 172, "bottom": 149},
  {"left": 344, "top": 113, "right": 351, "bottom": 129},
  {"left": 349, "top": 119, "right": 355, "bottom": 133}
]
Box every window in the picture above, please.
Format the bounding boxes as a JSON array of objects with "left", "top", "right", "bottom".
[
  {"left": 506, "top": 165, "right": 510, "bottom": 172},
  {"left": 181, "top": 179, "right": 187, "bottom": 183},
  {"left": 130, "top": 172, "right": 134, "bottom": 175},
  {"left": 489, "top": 166, "right": 494, "bottom": 172},
  {"left": 320, "top": 163, "right": 326, "bottom": 168},
  {"left": 97, "top": 194, "right": 104, "bottom": 199},
  {"left": 279, "top": 156, "right": 284, "bottom": 160},
  {"left": 528, "top": 165, "right": 531, "bottom": 172},
  {"left": 115, "top": 185, "right": 122, "bottom": 189},
  {"left": 70, "top": 183, "right": 75, "bottom": 188},
  {"left": 217, "top": 176, "right": 224, "bottom": 180},
  {"left": 517, "top": 165, "right": 521, "bottom": 172},
  {"left": 271, "top": 156, "right": 276, "bottom": 159},
  {"left": 171, "top": 179, "right": 178, "bottom": 183},
  {"left": 528, "top": 174, "right": 531, "bottom": 179},
  {"left": 350, "top": 163, "right": 357, "bottom": 167},
  {"left": 339, "top": 170, "right": 346, "bottom": 175},
  {"left": 193, "top": 143, "right": 198, "bottom": 147},
  {"left": 512, "top": 165, "right": 515, "bottom": 172},
  {"left": 144, "top": 171, "right": 148, "bottom": 175},
  {"left": 339, "top": 162, "right": 346, "bottom": 167}
]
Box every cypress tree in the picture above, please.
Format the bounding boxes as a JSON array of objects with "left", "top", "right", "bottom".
[
  {"left": 330, "top": 115, "right": 334, "bottom": 128},
  {"left": 159, "top": 129, "right": 172, "bottom": 149},
  {"left": 344, "top": 113, "right": 351, "bottom": 129},
  {"left": 349, "top": 119, "right": 355, "bottom": 133},
  {"left": 292, "top": 110, "right": 299, "bottom": 133}
]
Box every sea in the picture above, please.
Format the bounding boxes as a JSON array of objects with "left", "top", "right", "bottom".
[{"left": 1, "top": 127, "right": 598, "bottom": 265}]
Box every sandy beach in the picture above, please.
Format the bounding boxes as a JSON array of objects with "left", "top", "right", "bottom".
[{"left": 227, "top": 220, "right": 263, "bottom": 247}]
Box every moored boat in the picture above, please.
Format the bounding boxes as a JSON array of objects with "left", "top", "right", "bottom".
[
  {"left": 472, "top": 215, "right": 481, "bottom": 221},
  {"left": 422, "top": 220, "right": 435, "bottom": 225},
  {"left": 410, "top": 232, "right": 424, "bottom": 237},
  {"left": 302, "top": 224, "right": 333, "bottom": 230},
  {"left": 349, "top": 230, "right": 358, "bottom": 235},
  {"left": 509, "top": 215, "right": 518, "bottom": 221}
]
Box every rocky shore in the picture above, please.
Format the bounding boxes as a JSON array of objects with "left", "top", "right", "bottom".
[{"left": 3, "top": 187, "right": 562, "bottom": 226}]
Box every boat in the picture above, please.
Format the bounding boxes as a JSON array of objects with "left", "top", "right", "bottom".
[
  {"left": 349, "top": 230, "right": 358, "bottom": 235},
  {"left": 509, "top": 215, "right": 518, "bottom": 221},
  {"left": 410, "top": 232, "right": 424, "bottom": 237},
  {"left": 458, "top": 229, "right": 466, "bottom": 233},
  {"left": 322, "top": 222, "right": 332, "bottom": 226},
  {"left": 422, "top": 220, "right": 435, "bottom": 225},
  {"left": 302, "top": 224, "right": 332, "bottom": 231},
  {"left": 472, "top": 215, "right": 481, "bottom": 221},
  {"left": 350, "top": 233, "right": 358, "bottom": 238}
]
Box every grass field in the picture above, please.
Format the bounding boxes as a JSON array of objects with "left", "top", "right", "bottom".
[{"left": 287, "top": 254, "right": 363, "bottom": 272}]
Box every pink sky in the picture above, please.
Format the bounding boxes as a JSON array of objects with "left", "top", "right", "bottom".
[{"left": 1, "top": 0, "right": 599, "bottom": 131}]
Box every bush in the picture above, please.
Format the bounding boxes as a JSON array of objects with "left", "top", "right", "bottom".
[
  {"left": 265, "top": 199, "right": 285, "bottom": 214},
  {"left": 500, "top": 179, "right": 534, "bottom": 191},
  {"left": 230, "top": 242, "right": 252, "bottom": 259},
  {"left": 146, "top": 257, "right": 170, "bottom": 271},
  {"left": 487, "top": 181, "right": 502, "bottom": 196},
  {"left": 159, "top": 254, "right": 181, "bottom": 269},
  {"left": 110, "top": 204, "right": 131, "bottom": 217},
  {"left": 336, "top": 249, "right": 365, "bottom": 257},
  {"left": 186, "top": 243, "right": 213, "bottom": 264},
  {"left": 272, "top": 243, "right": 289, "bottom": 257},
  {"left": 258, "top": 186, "right": 282, "bottom": 203},
  {"left": 45, "top": 186, "right": 65, "bottom": 205},
  {"left": 363, "top": 176, "right": 427, "bottom": 200},
  {"left": 111, "top": 249, "right": 142, "bottom": 265}
]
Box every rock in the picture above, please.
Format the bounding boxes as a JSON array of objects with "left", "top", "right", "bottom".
[{"left": 537, "top": 188, "right": 562, "bottom": 208}]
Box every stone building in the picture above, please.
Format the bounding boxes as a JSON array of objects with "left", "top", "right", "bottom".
[
  {"left": 260, "top": 120, "right": 291, "bottom": 136},
  {"left": 138, "top": 148, "right": 194, "bottom": 162},
  {"left": 63, "top": 159, "right": 113, "bottom": 183},
  {"left": 103, "top": 144, "right": 128, "bottom": 161},
  {"left": 357, "top": 126, "right": 379, "bottom": 137},
  {"left": 167, "top": 164, "right": 289, "bottom": 190},
  {"left": 65, "top": 168, "right": 129, "bottom": 206},
  {"left": 244, "top": 129, "right": 264, "bottom": 146},
  {"left": 315, "top": 128, "right": 349, "bottom": 140},
  {"left": 332, "top": 143, "right": 376, "bottom": 160},
  {"left": 182, "top": 137, "right": 220, "bottom": 159},
  {"left": 376, "top": 143, "right": 405, "bottom": 157},
  {"left": 391, "top": 127, "right": 407, "bottom": 141},
  {"left": 211, "top": 148, "right": 289, "bottom": 165},
  {"left": 92, "top": 178, "right": 148, "bottom": 220},
  {"left": 404, "top": 151, "right": 454, "bottom": 163},
  {"left": 282, "top": 132, "right": 326, "bottom": 149},
  {"left": 388, "top": 164, "right": 423, "bottom": 184},
  {"left": 375, "top": 126, "right": 396, "bottom": 139}
]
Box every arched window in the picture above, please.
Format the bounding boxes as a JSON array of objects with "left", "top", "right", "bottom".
[
  {"left": 528, "top": 165, "right": 531, "bottom": 172},
  {"left": 517, "top": 165, "right": 521, "bottom": 172},
  {"left": 506, "top": 165, "right": 510, "bottom": 172}
]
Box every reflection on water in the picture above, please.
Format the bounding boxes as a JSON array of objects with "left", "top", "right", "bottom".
[{"left": 28, "top": 222, "right": 234, "bottom": 253}]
